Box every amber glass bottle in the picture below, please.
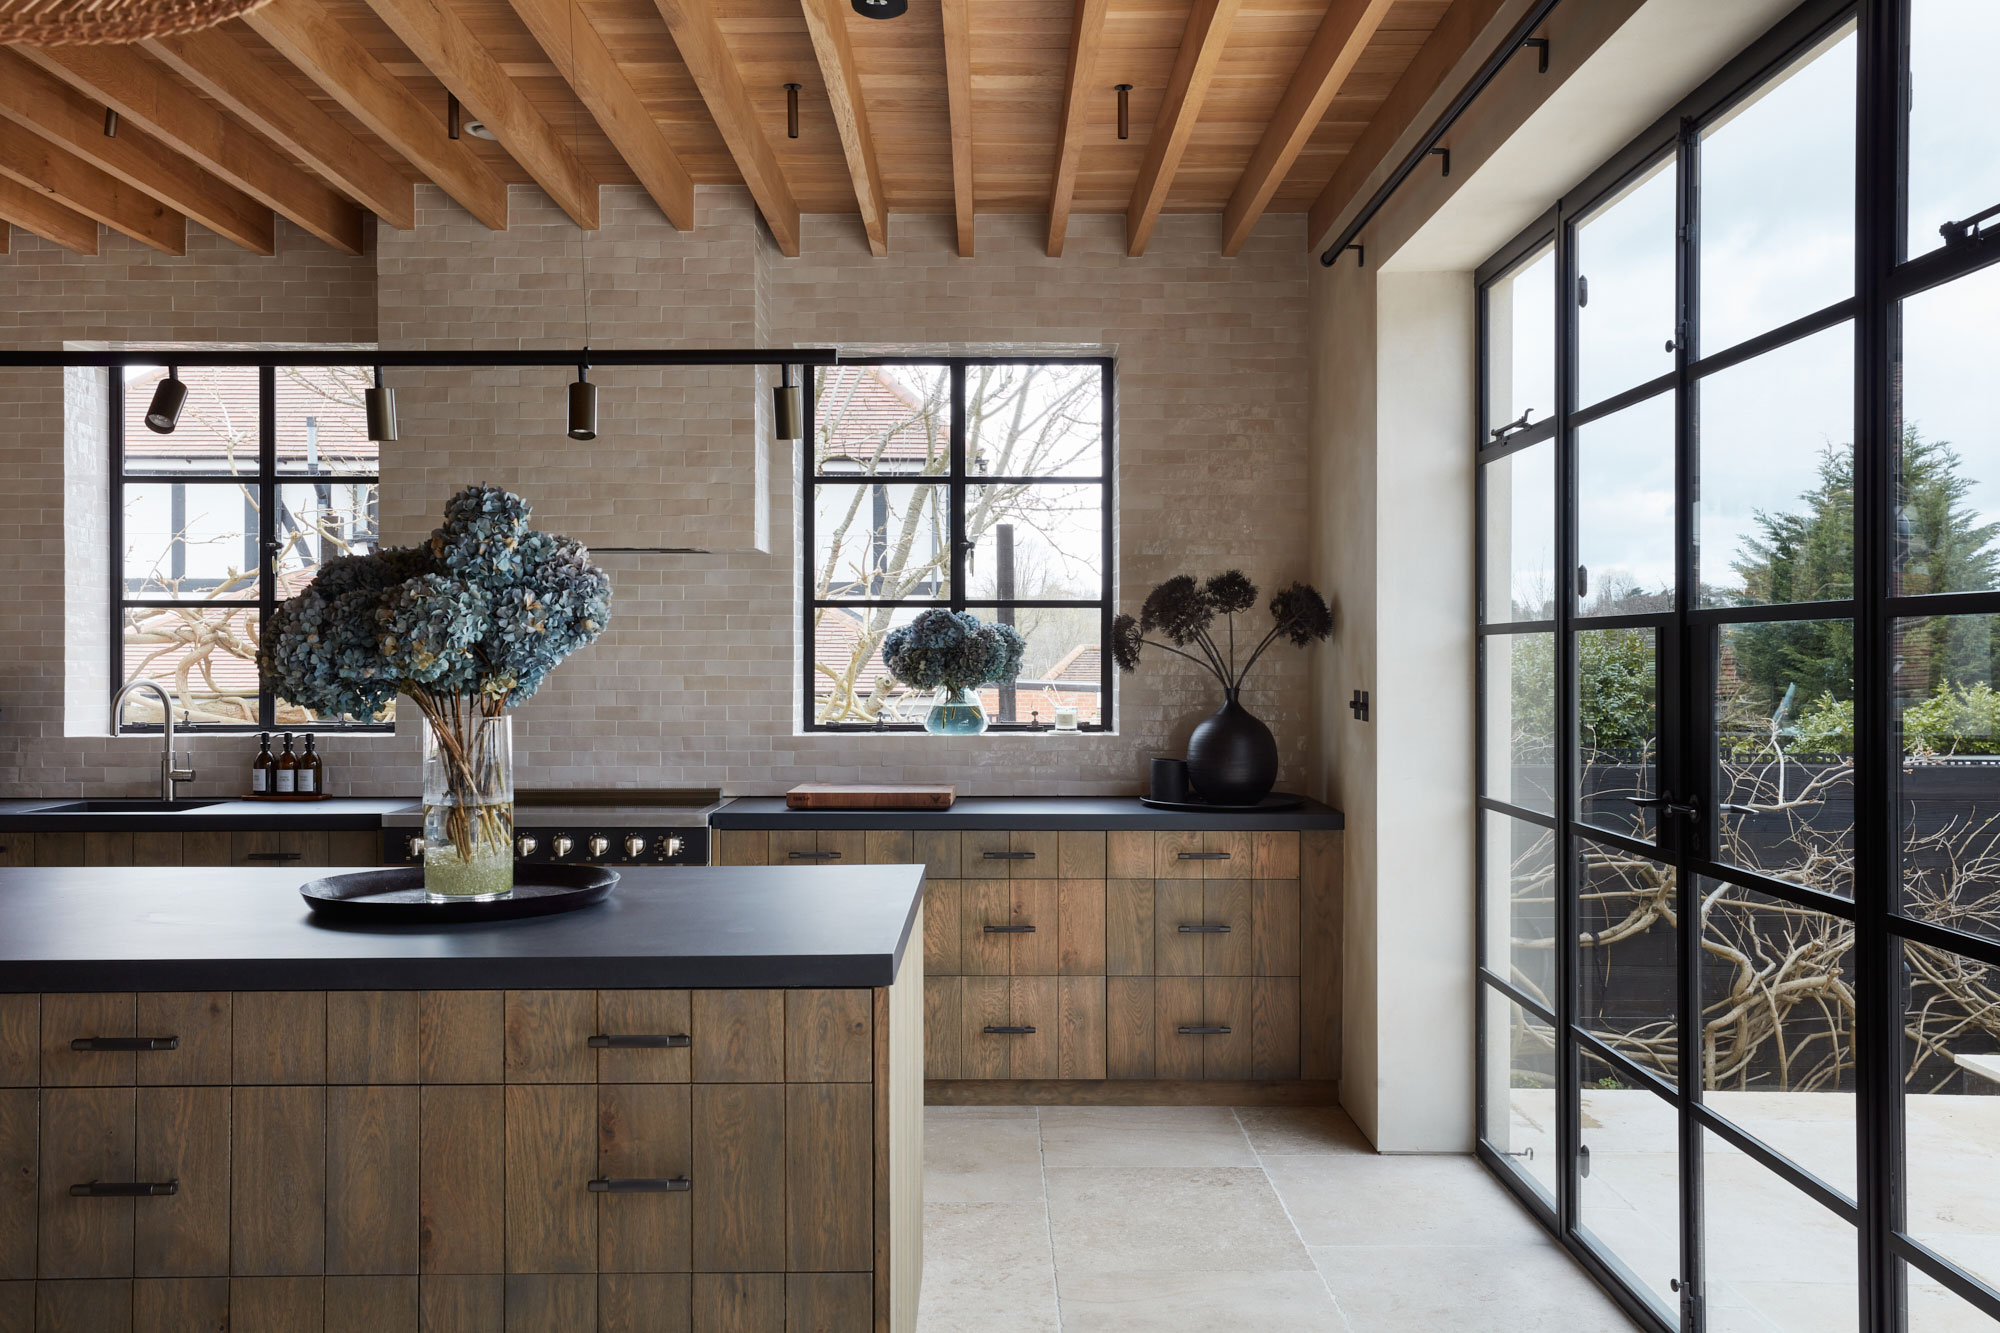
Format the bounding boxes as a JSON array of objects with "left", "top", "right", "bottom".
[{"left": 275, "top": 733, "right": 298, "bottom": 794}]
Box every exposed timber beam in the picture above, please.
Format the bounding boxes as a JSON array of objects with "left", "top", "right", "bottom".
[
  {"left": 15, "top": 42, "right": 365, "bottom": 255},
  {"left": 651, "top": 0, "right": 801, "bottom": 256},
  {"left": 0, "top": 48, "right": 273, "bottom": 253},
  {"left": 0, "top": 172, "right": 101, "bottom": 255},
  {"left": 0, "top": 117, "right": 182, "bottom": 253},
  {"left": 1219, "top": 0, "right": 1397, "bottom": 256},
  {"left": 504, "top": 0, "right": 694, "bottom": 230},
  {"left": 146, "top": 23, "right": 417, "bottom": 231},
  {"left": 1125, "top": 0, "right": 1241, "bottom": 257},
  {"left": 939, "top": 0, "right": 973, "bottom": 255},
  {"left": 361, "top": 0, "right": 597, "bottom": 228},
  {"left": 244, "top": 0, "right": 509, "bottom": 230},
  {"left": 1306, "top": 0, "right": 1513, "bottom": 250},
  {"left": 1045, "top": 0, "right": 1109, "bottom": 257},
  {"left": 799, "top": 0, "right": 887, "bottom": 255}
]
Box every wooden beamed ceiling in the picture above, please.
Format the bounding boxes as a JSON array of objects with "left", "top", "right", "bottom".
[{"left": 0, "top": 0, "right": 1455, "bottom": 259}]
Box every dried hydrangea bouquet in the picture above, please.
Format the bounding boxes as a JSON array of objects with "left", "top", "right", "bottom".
[
  {"left": 882, "top": 609, "right": 1026, "bottom": 735},
  {"left": 260, "top": 485, "right": 611, "bottom": 899}
]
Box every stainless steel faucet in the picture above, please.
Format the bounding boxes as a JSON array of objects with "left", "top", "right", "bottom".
[{"left": 111, "top": 679, "right": 197, "bottom": 802}]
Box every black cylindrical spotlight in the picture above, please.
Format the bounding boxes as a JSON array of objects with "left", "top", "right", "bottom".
[
  {"left": 447, "top": 92, "right": 461, "bottom": 140},
  {"left": 568, "top": 364, "right": 597, "bottom": 441},
  {"left": 365, "top": 366, "right": 398, "bottom": 442},
  {"left": 773, "top": 364, "right": 801, "bottom": 441},
  {"left": 103, "top": 107, "right": 118, "bottom": 138},
  {"left": 1116, "top": 84, "right": 1131, "bottom": 140},
  {"left": 785, "top": 83, "right": 801, "bottom": 139},
  {"left": 144, "top": 366, "right": 186, "bottom": 435}
]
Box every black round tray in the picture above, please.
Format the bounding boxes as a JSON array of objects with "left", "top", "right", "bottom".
[
  {"left": 1139, "top": 792, "right": 1305, "bottom": 814},
  {"left": 299, "top": 864, "right": 618, "bottom": 923}
]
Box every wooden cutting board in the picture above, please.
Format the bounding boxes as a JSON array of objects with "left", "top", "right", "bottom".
[{"left": 785, "top": 783, "right": 956, "bottom": 811}]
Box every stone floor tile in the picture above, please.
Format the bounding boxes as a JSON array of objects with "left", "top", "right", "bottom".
[
  {"left": 918, "top": 1201, "right": 1060, "bottom": 1333},
  {"left": 1265, "top": 1152, "right": 1552, "bottom": 1248},
  {"left": 1235, "top": 1105, "right": 1373, "bottom": 1156},
  {"left": 1055, "top": 1267, "right": 1347, "bottom": 1332},
  {"left": 924, "top": 1112, "right": 1046, "bottom": 1204},
  {"left": 1045, "top": 1165, "right": 1312, "bottom": 1274},
  {"left": 1312, "top": 1243, "right": 1640, "bottom": 1333},
  {"left": 1039, "top": 1105, "right": 1258, "bottom": 1168}
]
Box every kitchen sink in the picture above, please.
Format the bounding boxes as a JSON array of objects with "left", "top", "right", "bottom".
[{"left": 37, "top": 799, "right": 226, "bottom": 813}]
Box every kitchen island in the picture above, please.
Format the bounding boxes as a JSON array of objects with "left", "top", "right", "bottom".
[{"left": 0, "top": 864, "right": 925, "bottom": 1333}]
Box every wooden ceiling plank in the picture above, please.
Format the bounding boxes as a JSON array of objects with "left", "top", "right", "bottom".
[
  {"left": 14, "top": 43, "right": 365, "bottom": 255},
  {"left": 939, "top": 0, "right": 973, "bottom": 255},
  {"left": 1306, "top": 0, "right": 1508, "bottom": 249},
  {"left": 0, "top": 171, "right": 102, "bottom": 256},
  {"left": 0, "top": 48, "right": 273, "bottom": 254},
  {"left": 1046, "top": 0, "right": 1110, "bottom": 258},
  {"left": 1125, "top": 0, "right": 1241, "bottom": 257},
  {"left": 244, "top": 0, "right": 509, "bottom": 231},
  {"left": 503, "top": 0, "right": 694, "bottom": 230},
  {"left": 799, "top": 0, "right": 887, "bottom": 256},
  {"left": 650, "top": 0, "right": 801, "bottom": 257},
  {"left": 146, "top": 24, "right": 417, "bottom": 232},
  {"left": 362, "top": 0, "right": 597, "bottom": 229},
  {"left": 0, "top": 117, "right": 182, "bottom": 254},
  {"left": 1219, "top": 0, "right": 1398, "bottom": 257}
]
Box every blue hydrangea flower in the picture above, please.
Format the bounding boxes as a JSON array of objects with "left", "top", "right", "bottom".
[{"left": 882, "top": 610, "right": 1026, "bottom": 695}]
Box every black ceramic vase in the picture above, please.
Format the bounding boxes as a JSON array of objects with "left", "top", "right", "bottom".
[{"left": 1184, "top": 689, "right": 1278, "bottom": 805}]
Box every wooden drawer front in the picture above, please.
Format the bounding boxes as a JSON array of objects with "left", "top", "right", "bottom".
[
  {"left": 598, "top": 1084, "right": 692, "bottom": 1274},
  {"left": 230, "top": 830, "right": 331, "bottom": 868},
  {"left": 958, "top": 880, "right": 1055, "bottom": 976},
  {"left": 922, "top": 881, "right": 962, "bottom": 976},
  {"left": 1156, "top": 830, "right": 1252, "bottom": 880},
  {"left": 1154, "top": 880, "right": 1256, "bottom": 976},
  {"left": 922, "top": 978, "right": 963, "bottom": 1081},
  {"left": 233, "top": 1086, "right": 325, "bottom": 1276},
  {"left": 1152, "top": 882, "right": 1203, "bottom": 978},
  {"left": 1150, "top": 978, "right": 1297, "bottom": 1081},
  {"left": 767, "top": 830, "right": 865, "bottom": 869},
  {"left": 963, "top": 830, "right": 1055, "bottom": 878},
  {"left": 914, "top": 829, "right": 960, "bottom": 881},
  {"left": 1104, "top": 978, "right": 1155, "bottom": 1080},
  {"left": 1104, "top": 880, "right": 1153, "bottom": 977},
  {"left": 39, "top": 1088, "right": 134, "bottom": 1279},
  {"left": 1056, "top": 881, "right": 1105, "bottom": 976},
  {"left": 506, "top": 1085, "right": 597, "bottom": 1275},
  {"left": 596, "top": 991, "right": 693, "bottom": 1085},
  {"left": 959, "top": 978, "right": 1057, "bottom": 1080},
  {"left": 133, "top": 1087, "right": 229, "bottom": 1278}
]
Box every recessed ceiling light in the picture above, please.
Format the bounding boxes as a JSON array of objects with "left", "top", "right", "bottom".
[{"left": 851, "top": 0, "right": 906, "bottom": 17}]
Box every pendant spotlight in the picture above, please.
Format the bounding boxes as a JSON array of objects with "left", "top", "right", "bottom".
[
  {"left": 144, "top": 366, "right": 186, "bottom": 434},
  {"left": 364, "top": 366, "right": 398, "bottom": 442},
  {"left": 447, "top": 92, "right": 461, "bottom": 140},
  {"left": 785, "top": 83, "right": 801, "bottom": 139},
  {"left": 850, "top": 0, "right": 906, "bottom": 16},
  {"left": 103, "top": 106, "right": 118, "bottom": 138},
  {"left": 773, "top": 364, "right": 802, "bottom": 441},
  {"left": 568, "top": 360, "right": 597, "bottom": 441},
  {"left": 1115, "top": 84, "right": 1131, "bottom": 140}
]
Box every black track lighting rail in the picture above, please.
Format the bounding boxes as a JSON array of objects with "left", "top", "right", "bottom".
[{"left": 0, "top": 348, "right": 840, "bottom": 369}]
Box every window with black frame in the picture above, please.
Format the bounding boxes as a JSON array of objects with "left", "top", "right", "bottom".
[
  {"left": 1474, "top": 3, "right": 2000, "bottom": 1330},
  {"left": 114, "top": 363, "right": 389, "bottom": 731},
  {"left": 803, "top": 358, "right": 1114, "bottom": 730}
]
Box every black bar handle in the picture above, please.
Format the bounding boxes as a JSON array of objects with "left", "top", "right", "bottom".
[
  {"left": 1176, "top": 1025, "right": 1232, "bottom": 1036},
  {"left": 982, "top": 850, "right": 1036, "bottom": 860},
  {"left": 1177, "top": 924, "right": 1231, "bottom": 934},
  {"left": 983, "top": 1025, "right": 1037, "bottom": 1035},
  {"left": 588, "top": 1177, "right": 691, "bottom": 1194},
  {"left": 1177, "top": 851, "right": 1232, "bottom": 861},
  {"left": 71, "top": 1036, "right": 179, "bottom": 1052},
  {"left": 70, "top": 1180, "right": 177, "bottom": 1197},
  {"left": 983, "top": 924, "right": 1037, "bottom": 933},
  {"left": 245, "top": 851, "right": 303, "bottom": 862},
  {"left": 787, "top": 850, "right": 841, "bottom": 860},
  {"left": 588, "top": 1034, "right": 692, "bottom": 1049}
]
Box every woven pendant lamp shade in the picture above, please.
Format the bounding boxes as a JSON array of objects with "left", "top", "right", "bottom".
[{"left": 0, "top": 0, "right": 271, "bottom": 44}]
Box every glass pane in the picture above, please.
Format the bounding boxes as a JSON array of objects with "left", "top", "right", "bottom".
[
  {"left": 1697, "top": 28, "right": 1856, "bottom": 354},
  {"left": 1701, "top": 1128, "right": 1859, "bottom": 1331},
  {"left": 1483, "top": 812, "right": 1557, "bottom": 1007},
  {"left": 1715, "top": 619, "right": 1855, "bottom": 896},
  {"left": 812, "top": 604, "right": 921, "bottom": 725},
  {"left": 1479, "top": 985, "right": 1558, "bottom": 1204},
  {"left": 1906, "top": 0, "right": 2000, "bottom": 260},
  {"left": 119, "top": 365, "right": 262, "bottom": 475},
  {"left": 812, "top": 483, "right": 948, "bottom": 601},
  {"left": 1575, "top": 1052, "right": 1683, "bottom": 1318},
  {"left": 1897, "top": 264, "right": 2000, "bottom": 597},
  {"left": 1484, "top": 245, "right": 1555, "bottom": 439},
  {"left": 1577, "top": 627, "right": 1658, "bottom": 840},
  {"left": 1906, "top": 1276, "right": 2000, "bottom": 1332},
  {"left": 966, "top": 605, "right": 1104, "bottom": 727},
  {"left": 1482, "top": 631, "right": 1554, "bottom": 815},
  {"left": 813, "top": 364, "right": 949, "bottom": 476},
  {"left": 120, "top": 603, "right": 262, "bottom": 727},
  {"left": 1482, "top": 441, "right": 1555, "bottom": 622},
  {"left": 966, "top": 362, "right": 1104, "bottom": 478},
  {"left": 1698, "top": 879, "right": 1857, "bottom": 1196},
  {"left": 1577, "top": 390, "right": 1676, "bottom": 615},
  {"left": 1895, "top": 613, "right": 2000, "bottom": 944},
  {"left": 1697, "top": 323, "right": 1854, "bottom": 608},
  {"left": 1576, "top": 159, "right": 1677, "bottom": 410},
  {"left": 1577, "top": 837, "right": 1678, "bottom": 1083},
  {"left": 275, "top": 366, "right": 378, "bottom": 476},
  {"left": 963, "top": 483, "right": 1103, "bottom": 601},
  {"left": 122, "top": 481, "right": 259, "bottom": 601},
  {"left": 275, "top": 482, "right": 381, "bottom": 597},
  {"left": 1903, "top": 939, "right": 2000, "bottom": 1294}
]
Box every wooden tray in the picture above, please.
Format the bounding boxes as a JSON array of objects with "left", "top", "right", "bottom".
[
  {"left": 786, "top": 783, "right": 956, "bottom": 811},
  {"left": 298, "top": 865, "right": 617, "bottom": 923}
]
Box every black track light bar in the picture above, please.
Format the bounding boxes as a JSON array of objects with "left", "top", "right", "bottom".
[{"left": 0, "top": 348, "right": 840, "bottom": 369}]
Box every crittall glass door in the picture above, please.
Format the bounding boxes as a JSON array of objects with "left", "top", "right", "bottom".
[{"left": 1476, "top": 3, "right": 2000, "bottom": 1330}]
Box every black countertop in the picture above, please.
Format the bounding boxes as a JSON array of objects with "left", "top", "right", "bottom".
[
  {"left": 711, "top": 795, "right": 1345, "bottom": 832},
  {"left": 0, "top": 864, "right": 925, "bottom": 991},
  {"left": 0, "top": 798, "right": 416, "bottom": 833}
]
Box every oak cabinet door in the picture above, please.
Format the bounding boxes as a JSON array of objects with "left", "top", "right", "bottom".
[
  {"left": 133, "top": 1086, "right": 229, "bottom": 1277},
  {"left": 1152, "top": 882, "right": 1203, "bottom": 978},
  {"left": 1104, "top": 978, "right": 1155, "bottom": 1080},
  {"left": 598, "top": 1084, "right": 692, "bottom": 1274},
  {"left": 920, "top": 882, "right": 961, "bottom": 976},
  {"left": 504, "top": 1085, "right": 596, "bottom": 1274},
  {"left": 690, "top": 1084, "right": 785, "bottom": 1274},
  {"left": 921, "top": 978, "right": 962, "bottom": 1081},
  {"left": 1152, "top": 979, "right": 1204, "bottom": 1081},
  {"left": 957, "top": 882, "right": 1011, "bottom": 977},
  {"left": 1006, "top": 882, "right": 1060, "bottom": 976},
  {"left": 596, "top": 991, "right": 693, "bottom": 1084},
  {"left": 326, "top": 1085, "right": 418, "bottom": 1277},
  {"left": 39, "top": 1087, "right": 135, "bottom": 1279},
  {"left": 1201, "top": 978, "right": 1254, "bottom": 1081},
  {"left": 1056, "top": 978, "right": 1106, "bottom": 1080},
  {"left": 784, "top": 1084, "right": 870, "bottom": 1272},
  {"left": 1200, "top": 881, "right": 1253, "bottom": 977},
  {"left": 1005, "top": 979, "right": 1059, "bottom": 1081},
  {"left": 231, "top": 1086, "right": 325, "bottom": 1276}
]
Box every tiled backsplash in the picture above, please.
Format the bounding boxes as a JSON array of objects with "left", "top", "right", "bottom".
[{"left": 0, "top": 188, "right": 1313, "bottom": 798}]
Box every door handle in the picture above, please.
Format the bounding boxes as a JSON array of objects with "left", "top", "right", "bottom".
[
  {"left": 1177, "top": 924, "right": 1231, "bottom": 934},
  {"left": 983, "top": 1025, "right": 1036, "bottom": 1035},
  {"left": 245, "top": 851, "right": 303, "bottom": 862},
  {"left": 787, "top": 850, "right": 841, "bottom": 860},
  {"left": 70, "top": 1036, "right": 179, "bottom": 1052},
  {"left": 983, "top": 924, "right": 1036, "bottom": 933},
  {"left": 588, "top": 1033, "right": 691, "bottom": 1049},
  {"left": 70, "top": 1180, "right": 177, "bottom": 1197},
  {"left": 588, "top": 1177, "right": 691, "bottom": 1193},
  {"left": 982, "top": 850, "right": 1036, "bottom": 860},
  {"left": 1177, "top": 851, "right": 1231, "bottom": 861},
  {"left": 1622, "top": 795, "right": 1698, "bottom": 818},
  {"left": 1176, "top": 1025, "right": 1231, "bottom": 1036}
]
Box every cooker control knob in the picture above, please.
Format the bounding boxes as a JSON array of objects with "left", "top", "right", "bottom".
[
  {"left": 516, "top": 835, "right": 537, "bottom": 857},
  {"left": 625, "top": 835, "right": 647, "bottom": 858},
  {"left": 551, "top": 834, "right": 573, "bottom": 858},
  {"left": 588, "top": 835, "right": 610, "bottom": 859},
  {"left": 406, "top": 835, "right": 423, "bottom": 859},
  {"left": 662, "top": 835, "right": 684, "bottom": 859}
]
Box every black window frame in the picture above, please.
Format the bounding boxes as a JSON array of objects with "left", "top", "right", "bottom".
[
  {"left": 800, "top": 355, "right": 1117, "bottom": 732},
  {"left": 111, "top": 363, "right": 389, "bottom": 734}
]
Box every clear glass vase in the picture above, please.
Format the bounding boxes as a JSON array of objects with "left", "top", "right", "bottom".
[
  {"left": 924, "top": 686, "right": 988, "bottom": 736},
  {"left": 422, "top": 713, "right": 514, "bottom": 901}
]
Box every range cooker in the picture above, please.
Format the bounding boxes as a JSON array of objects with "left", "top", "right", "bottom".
[{"left": 381, "top": 793, "right": 716, "bottom": 868}]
